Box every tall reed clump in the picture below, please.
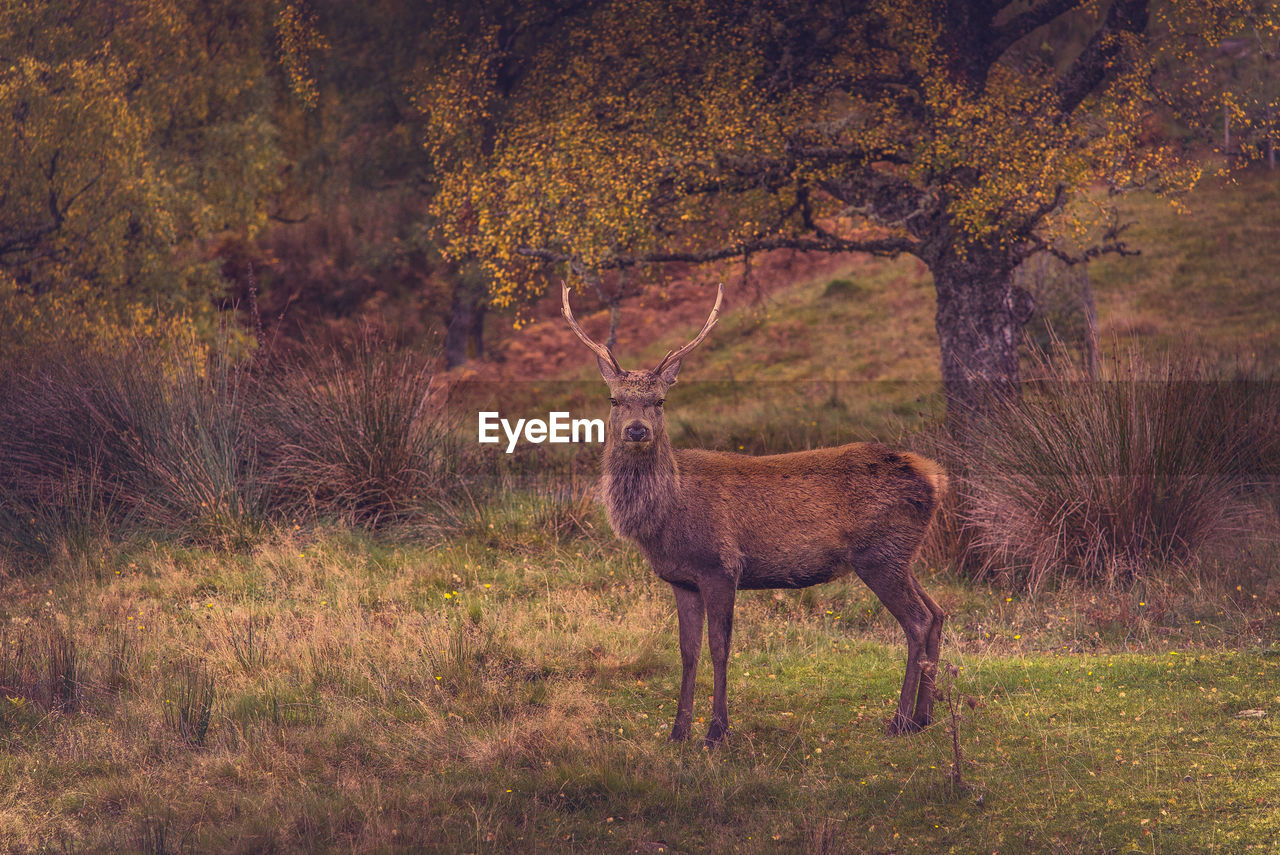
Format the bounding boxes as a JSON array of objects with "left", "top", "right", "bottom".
[
  {"left": 0, "top": 623, "right": 82, "bottom": 716},
  {"left": 126, "top": 342, "right": 268, "bottom": 546},
  {"left": 252, "top": 332, "right": 459, "bottom": 526},
  {"left": 0, "top": 334, "right": 267, "bottom": 555},
  {"left": 959, "top": 351, "right": 1279, "bottom": 590},
  {"left": 0, "top": 328, "right": 461, "bottom": 561}
]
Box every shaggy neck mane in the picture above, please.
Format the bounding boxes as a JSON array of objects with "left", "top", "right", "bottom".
[{"left": 600, "top": 437, "right": 680, "bottom": 542}]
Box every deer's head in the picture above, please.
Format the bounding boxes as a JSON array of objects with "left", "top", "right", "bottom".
[{"left": 562, "top": 282, "right": 723, "bottom": 453}]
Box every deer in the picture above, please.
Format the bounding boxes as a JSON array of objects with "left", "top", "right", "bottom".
[{"left": 562, "top": 281, "right": 948, "bottom": 748}]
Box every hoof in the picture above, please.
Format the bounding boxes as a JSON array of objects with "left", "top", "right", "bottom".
[
  {"left": 886, "top": 714, "right": 923, "bottom": 736},
  {"left": 703, "top": 723, "right": 728, "bottom": 749}
]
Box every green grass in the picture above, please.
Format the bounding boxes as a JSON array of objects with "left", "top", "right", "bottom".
[
  {"left": 2, "top": 516, "right": 1278, "bottom": 853},
  {"left": 1089, "top": 165, "right": 1280, "bottom": 366}
]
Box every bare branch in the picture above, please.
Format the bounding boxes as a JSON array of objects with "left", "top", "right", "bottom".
[
  {"left": 988, "top": 0, "right": 1084, "bottom": 60},
  {"left": 1023, "top": 220, "right": 1139, "bottom": 266},
  {"left": 521, "top": 229, "right": 917, "bottom": 271},
  {"left": 1054, "top": 0, "right": 1149, "bottom": 116},
  {"left": 0, "top": 222, "right": 61, "bottom": 258},
  {"left": 1043, "top": 240, "right": 1139, "bottom": 265},
  {"left": 816, "top": 173, "right": 933, "bottom": 237},
  {"left": 1005, "top": 182, "right": 1068, "bottom": 237}
]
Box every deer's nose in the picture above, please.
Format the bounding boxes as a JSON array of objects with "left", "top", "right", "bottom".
[{"left": 624, "top": 422, "right": 650, "bottom": 442}]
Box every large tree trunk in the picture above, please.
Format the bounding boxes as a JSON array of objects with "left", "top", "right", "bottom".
[
  {"left": 444, "top": 277, "right": 487, "bottom": 368},
  {"left": 443, "top": 287, "right": 472, "bottom": 368},
  {"left": 929, "top": 247, "right": 1033, "bottom": 422},
  {"left": 469, "top": 298, "right": 487, "bottom": 360}
]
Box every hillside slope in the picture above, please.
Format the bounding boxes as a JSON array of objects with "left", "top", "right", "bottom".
[{"left": 456, "top": 167, "right": 1279, "bottom": 453}]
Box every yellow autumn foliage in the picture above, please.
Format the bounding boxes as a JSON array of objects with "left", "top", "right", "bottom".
[
  {"left": 419, "top": 0, "right": 1277, "bottom": 308},
  {"left": 0, "top": 0, "right": 324, "bottom": 354}
]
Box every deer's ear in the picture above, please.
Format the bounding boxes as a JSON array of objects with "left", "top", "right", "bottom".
[
  {"left": 656, "top": 359, "right": 681, "bottom": 385},
  {"left": 597, "top": 355, "right": 623, "bottom": 383}
]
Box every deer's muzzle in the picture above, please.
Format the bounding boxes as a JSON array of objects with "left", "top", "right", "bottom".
[{"left": 623, "top": 422, "right": 651, "bottom": 443}]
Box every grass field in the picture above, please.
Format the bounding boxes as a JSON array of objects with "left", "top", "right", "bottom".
[
  {"left": 3, "top": 170, "right": 1280, "bottom": 853},
  {"left": 2, "top": 514, "right": 1278, "bottom": 853},
  {"left": 1088, "top": 166, "right": 1280, "bottom": 366}
]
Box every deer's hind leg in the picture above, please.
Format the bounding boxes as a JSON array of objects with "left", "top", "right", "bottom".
[
  {"left": 854, "top": 559, "right": 935, "bottom": 735},
  {"left": 910, "top": 575, "right": 945, "bottom": 728}
]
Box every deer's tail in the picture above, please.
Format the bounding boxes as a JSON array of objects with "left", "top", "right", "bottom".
[{"left": 904, "top": 453, "right": 949, "bottom": 518}]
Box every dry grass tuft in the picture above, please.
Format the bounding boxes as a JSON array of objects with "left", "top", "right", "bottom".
[
  {"left": 253, "top": 331, "right": 459, "bottom": 526},
  {"left": 958, "top": 349, "right": 1279, "bottom": 590},
  {"left": 0, "top": 622, "right": 82, "bottom": 715},
  {"left": 0, "top": 334, "right": 266, "bottom": 553},
  {"left": 163, "top": 659, "right": 217, "bottom": 747},
  {"left": 0, "top": 329, "right": 467, "bottom": 563}
]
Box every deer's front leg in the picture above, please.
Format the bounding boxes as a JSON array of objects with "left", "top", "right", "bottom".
[
  {"left": 670, "top": 583, "right": 704, "bottom": 742},
  {"left": 701, "top": 575, "right": 737, "bottom": 748}
]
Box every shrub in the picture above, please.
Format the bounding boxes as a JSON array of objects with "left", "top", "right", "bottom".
[
  {"left": 252, "top": 331, "right": 459, "bottom": 526},
  {"left": 0, "top": 334, "right": 267, "bottom": 552},
  {"left": 820, "top": 277, "right": 863, "bottom": 300},
  {"left": 959, "top": 351, "right": 1278, "bottom": 590},
  {"left": 0, "top": 327, "right": 462, "bottom": 557}
]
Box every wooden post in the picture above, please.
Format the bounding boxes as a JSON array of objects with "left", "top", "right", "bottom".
[{"left": 1267, "top": 103, "right": 1276, "bottom": 170}]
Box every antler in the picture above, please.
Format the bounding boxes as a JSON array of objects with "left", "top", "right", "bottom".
[
  {"left": 652, "top": 283, "right": 723, "bottom": 377},
  {"left": 561, "top": 281, "right": 622, "bottom": 374}
]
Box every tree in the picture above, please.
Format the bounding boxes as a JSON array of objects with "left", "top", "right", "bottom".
[
  {"left": 0, "top": 0, "right": 320, "bottom": 351},
  {"left": 423, "top": 0, "right": 1273, "bottom": 418}
]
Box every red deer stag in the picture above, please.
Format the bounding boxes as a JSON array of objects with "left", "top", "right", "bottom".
[{"left": 563, "top": 282, "right": 948, "bottom": 748}]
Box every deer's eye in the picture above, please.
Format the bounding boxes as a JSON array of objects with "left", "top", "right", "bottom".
[
  {"left": 609, "top": 398, "right": 618, "bottom": 406},
  {"left": 655, "top": 400, "right": 664, "bottom": 408}
]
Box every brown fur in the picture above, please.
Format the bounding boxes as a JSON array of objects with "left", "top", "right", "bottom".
[{"left": 567, "top": 287, "right": 947, "bottom": 747}]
